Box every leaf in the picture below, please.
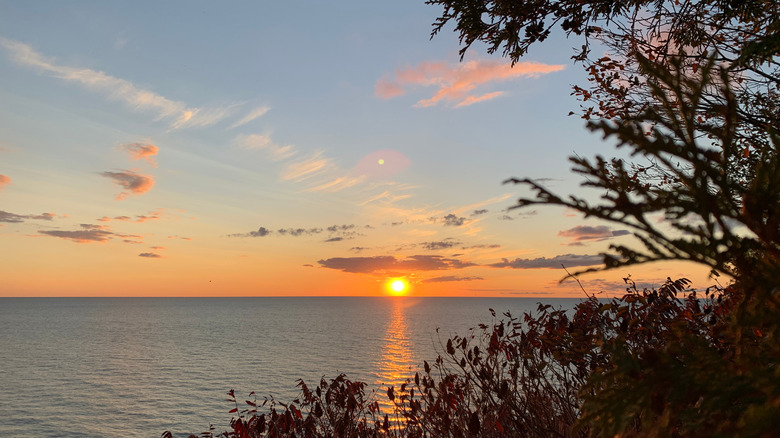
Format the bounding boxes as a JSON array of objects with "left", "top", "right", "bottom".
[
  {"left": 229, "top": 408, "right": 238, "bottom": 414},
  {"left": 468, "top": 410, "right": 481, "bottom": 434}
]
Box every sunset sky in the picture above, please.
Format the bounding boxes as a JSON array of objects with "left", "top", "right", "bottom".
[{"left": 0, "top": 1, "right": 712, "bottom": 297}]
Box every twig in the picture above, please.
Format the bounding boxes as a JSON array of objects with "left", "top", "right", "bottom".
[{"left": 562, "top": 264, "right": 594, "bottom": 299}]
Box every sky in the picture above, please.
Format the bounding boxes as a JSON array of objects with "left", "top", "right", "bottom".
[{"left": 0, "top": 1, "right": 714, "bottom": 297}]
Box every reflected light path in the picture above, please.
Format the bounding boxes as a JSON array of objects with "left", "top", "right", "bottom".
[{"left": 373, "top": 298, "right": 416, "bottom": 416}]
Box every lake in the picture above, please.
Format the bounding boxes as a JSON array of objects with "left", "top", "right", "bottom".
[{"left": 0, "top": 297, "right": 581, "bottom": 437}]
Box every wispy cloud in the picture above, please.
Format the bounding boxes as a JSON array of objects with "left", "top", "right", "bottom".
[
  {"left": 100, "top": 170, "right": 154, "bottom": 200},
  {"left": 0, "top": 174, "right": 10, "bottom": 191},
  {"left": 489, "top": 254, "right": 603, "bottom": 269},
  {"left": 234, "top": 133, "right": 296, "bottom": 161},
  {"left": 462, "top": 244, "right": 501, "bottom": 250},
  {"left": 558, "top": 225, "right": 630, "bottom": 245},
  {"left": 318, "top": 254, "right": 475, "bottom": 274},
  {"left": 120, "top": 142, "right": 158, "bottom": 167},
  {"left": 139, "top": 252, "right": 162, "bottom": 258},
  {"left": 422, "top": 275, "right": 484, "bottom": 283},
  {"left": 0, "top": 38, "right": 234, "bottom": 129},
  {"left": 0, "top": 210, "right": 55, "bottom": 223},
  {"left": 230, "top": 223, "right": 361, "bottom": 240},
  {"left": 375, "top": 59, "right": 565, "bottom": 108},
  {"left": 307, "top": 175, "right": 365, "bottom": 192},
  {"left": 230, "top": 106, "right": 270, "bottom": 129},
  {"left": 39, "top": 223, "right": 143, "bottom": 244},
  {"left": 282, "top": 152, "right": 331, "bottom": 182}
]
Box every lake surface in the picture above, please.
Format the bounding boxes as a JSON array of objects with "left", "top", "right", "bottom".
[{"left": 0, "top": 297, "right": 580, "bottom": 437}]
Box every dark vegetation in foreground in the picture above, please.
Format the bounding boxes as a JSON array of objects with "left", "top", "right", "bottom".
[
  {"left": 165, "top": 277, "right": 757, "bottom": 438},
  {"left": 167, "top": 0, "right": 778, "bottom": 435}
]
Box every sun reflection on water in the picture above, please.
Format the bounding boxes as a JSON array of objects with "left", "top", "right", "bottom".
[{"left": 374, "top": 298, "right": 416, "bottom": 416}]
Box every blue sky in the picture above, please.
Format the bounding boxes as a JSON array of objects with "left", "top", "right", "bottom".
[{"left": 0, "top": 1, "right": 708, "bottom": 296}]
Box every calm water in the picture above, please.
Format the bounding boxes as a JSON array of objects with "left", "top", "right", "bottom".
[{"left": 0, "top": 297, "right": 580, "bottom": 437}]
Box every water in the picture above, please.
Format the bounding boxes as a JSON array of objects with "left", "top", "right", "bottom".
[{"left": 0, "top": 297, "right": 580, "bottom": 437}]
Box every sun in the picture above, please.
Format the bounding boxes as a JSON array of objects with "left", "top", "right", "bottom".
[{"left": 386, "top": 278, "right": 409, "bottom": 295}]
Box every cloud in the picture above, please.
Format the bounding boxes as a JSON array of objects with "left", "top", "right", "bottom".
[
  {"left": 39, "top": 226, "right": 113, "bottom": 243},
  {"left": 471, "top": 209, "right": 488, "bottom": 216},
  {"left": 0, "top": 210, "right": 56, "bottom": 223},
  {"left": 39, "top": 223, "right": 142, "bottom": 244},
  {"left": 230, "top": 106, "right": 270, "bottom": 129},
  {"left": 307, "top": 175, "right": 365, "bottom": 192},
  {"left": 318, "top": 254, "right": 475, "bottom": 274},
  {"left": 462, "top": 244, "right": 501, "bottom": 250},
  {"left": 282, "top": 152, "right": 331, "bottom": 181},
  {"left": 422, "top": 275, "right": 484, "bottom": 283},
  {"left": 120, "top": 142, "right": 158, "bottom": 166},
  {"left": 434, "top": 213, "right": 467, "bottom": 227},
  {"left": 98, "top": 209, "right": 169, "bottom": 223},
  {"left": 374, "top": 77, "right": 405, "bottom": 98},
  {"left": 375, "top": 59, "right": 565, "bottom": 107},
  {"left": 455, "top": 91, "right": 505, "bottom": 108},
  {"left": 139, "top": 252, "right": 162, "bottom": 258},
  {"left": 558, "top": 225, "right": 630, "bottom": 244},
  {"left": 230, "top": 224, "right": 359, "bottom": 239},
  {"left": 243, "top": 226, "right": 271, "bottom": 237},
  {"left": 0, "top": 174, "right": 10, "bottom": 190},
  {"left": 324, "top": 237, "right": 344, "bottom": 242},
  {"left": 421, "top": 240, "right": 461, "bottom": 250},
  {"left": 234, "top": 133, "right": 296, "bottom": 161},
  {"left": 100, "top": 170, "right": 154, "bottom": 200},
  {"left": 0, "top": 38, "right": 233, "bottom": 129},
  {"left": 489, "top": 254, "right": 603, "bottom": 269}
]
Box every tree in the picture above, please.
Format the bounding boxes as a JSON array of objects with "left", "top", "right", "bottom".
[{"left": 428, "top": 0, "right": 780, "bottom": 435}]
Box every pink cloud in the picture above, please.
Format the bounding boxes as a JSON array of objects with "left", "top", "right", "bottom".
[
  {"left": 100, "top": 170, "right": 155, "bottom": 200},
  {"left": 0, "top": 174, "right": 10, "bottom": 190},
  {"left": 454, "top": 91, "right": 504, "bottom": 107},
  {"left": 374, "top": 77, "right": 406, "bottom": 98},
  {"left": 120, "top": 142, "right": 158, "bottom": 167},
  {"left": 375, "top": 59, "right": 565, "bottom": 107}
]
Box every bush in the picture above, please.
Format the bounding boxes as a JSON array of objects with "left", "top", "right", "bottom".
[{"left": 166, "top": 277, "right": 758, "bottom": 438}]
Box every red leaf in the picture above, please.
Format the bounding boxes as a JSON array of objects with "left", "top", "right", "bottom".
[{"left": 229, "top": 408, "right": 238, "bottom": 413}]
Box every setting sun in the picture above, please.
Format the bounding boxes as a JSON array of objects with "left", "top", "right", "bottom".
[{"left": 387, "top": 278, "right": 409, "bottom": 295}]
